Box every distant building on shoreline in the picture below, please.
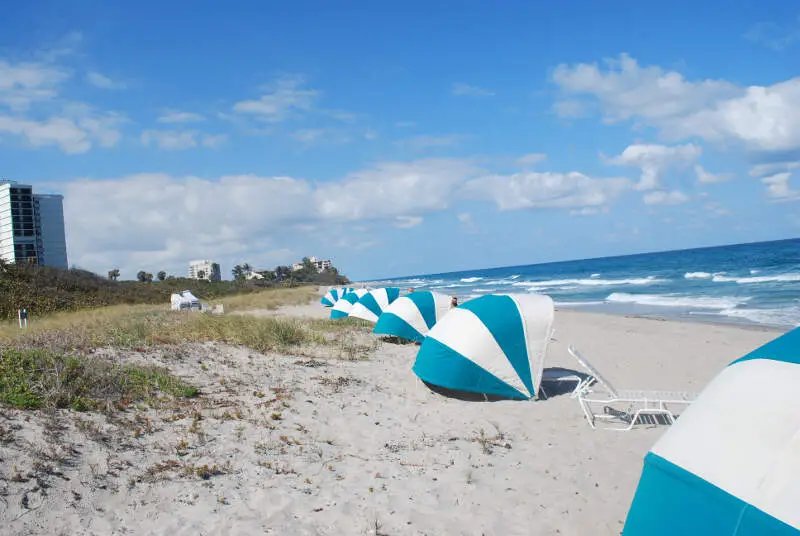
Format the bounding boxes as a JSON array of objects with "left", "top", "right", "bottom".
[
  {"left": 188, "top": 259, "right": 221, "bottom": 281},
  {"left": 0, "top": 181, "right": 68, "bottom": 269},
  {"left": 292, "top": 256, "right": 332, "bottom": 273}
]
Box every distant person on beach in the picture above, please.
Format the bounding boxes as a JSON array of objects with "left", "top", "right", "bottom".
[
  {"left": 408, "top": 287, "right": 414, "bottom": 294},
  {"left": 450, "top": 296, "right": 458, "bottom": 309}
]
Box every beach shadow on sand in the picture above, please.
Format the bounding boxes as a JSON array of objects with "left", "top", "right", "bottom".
[{"left": 421, "top": 367, "right": 589, "bottom": 402}]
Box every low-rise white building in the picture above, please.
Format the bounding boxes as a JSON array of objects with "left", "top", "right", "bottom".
[
  {"left": 188, "top": 259, "right": 221, "bottom": 281},
  {"left": 292, "top": 256, "right": 332, "bottom": 273}
]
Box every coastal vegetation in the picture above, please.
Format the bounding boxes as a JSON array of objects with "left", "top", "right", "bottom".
[{"left": 0, "top": 259, "right": 349, "bottom": 320}]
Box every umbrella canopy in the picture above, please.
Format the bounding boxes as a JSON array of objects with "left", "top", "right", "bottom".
[
  {"left": 412, "top": 293, "right": 554, "bottom": 400},
  {"left": 320, "top": 287, "right": 354, "bottom": 307},
  {"left": 622, "top": 327, "right": 800, "bottom": 535},
  {"left": 330, "top": 289, "right": 368, "bottom": 319},
  {"left": 373, "top": 291, "right": 452, "bottom": 342},
  {"left": 348, "top": 287, "right": 401, "bottom": 323}
]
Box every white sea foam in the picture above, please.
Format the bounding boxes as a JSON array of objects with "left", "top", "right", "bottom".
[
  {"left": 590, "top": 273, "right": 600, "bottom": 278},
  {"left": 509, "top": 275, "right": 520, "bottom": 279},
  {"left": 684, "top": 272, "right": 713, "bottom": 279},
  {"left": 555, "top": 300, "right": 605, "bottom": 307},
  {"left": 606, "top": 293, "right": 750, "bottom": 310},
  {"left": 712, "top": 273, "right": 800, "bottom": 284},
  {"left": 714, "top": 305, "right": 800, "bottom": 327},
  {"left": 511, "top": 276, "right": 665, "bottom": 289},
  {"left": 460, "top": 277, "right": 483, "bottom": 283},
  {"left": 750, "top": 269, "right": 760, "bottom": 275}
]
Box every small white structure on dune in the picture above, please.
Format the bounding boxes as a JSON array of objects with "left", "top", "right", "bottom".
[{"left": 171, "top": 290, "right": 201, "bottom": 311}]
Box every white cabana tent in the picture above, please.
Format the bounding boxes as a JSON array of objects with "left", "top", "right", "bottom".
[{"left": 171, "top": 290, "right": 201, "bottom": 311}]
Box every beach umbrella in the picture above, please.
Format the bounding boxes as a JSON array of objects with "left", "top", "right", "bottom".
[
  {"left": 330, "top": 289, "right": 368, "bottom": 319},
  {"left": 622, "top": 327, "right": 800, "bottom": 535},
  {"left": 348, "top": 287, "right": 401, "bottom": 323},
  {"left": 320, "top": 287, "right": 353, "bottom": 307},
  {"left": 373, "top": 291, "right": 452, "bottom": 342},
  {"left": 412, "top": 293, "right": 554, "bottom": 400}
]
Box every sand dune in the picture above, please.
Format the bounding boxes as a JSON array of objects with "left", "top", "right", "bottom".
[{"left": 0, "top": 301, "right": 781, "bottom": 535}]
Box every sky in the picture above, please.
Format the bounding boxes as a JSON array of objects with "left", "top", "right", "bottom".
[{"left": 0, "top": 1, "right": 798, "bottom": 281}]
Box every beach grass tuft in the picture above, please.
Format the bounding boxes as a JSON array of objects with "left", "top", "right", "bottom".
[{"left": 0, "top": 348, "right": 198, "bottom": 410}]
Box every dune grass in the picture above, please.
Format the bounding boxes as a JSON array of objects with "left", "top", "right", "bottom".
[
  {"left": 0, "top": 348, "right": 198, "bottom": 410},
  {"left": 0, "top": 286, "right": 377, "bottom": 358},
  {"left": 218, "top": 286, "right": 319, "bottom": 312}
]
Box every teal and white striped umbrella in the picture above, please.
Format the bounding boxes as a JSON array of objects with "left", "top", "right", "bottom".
[
  {"left": 373, "top": 291, "right": 452, "bottom": 342},
  {"left": 330, "top": 289, "right": 368, "bottom": 319},
  {"left": 623, "top": 326, "right": 800, "bottom": 535},
  {"left": 321, "top": 287, "right": 354, "bottom": 307},
  {"left": 413, "top": 293, "right": 555, "bottom": 400},
  {"left": 348, "top": 287, "right": 401, "bottom": 323}
]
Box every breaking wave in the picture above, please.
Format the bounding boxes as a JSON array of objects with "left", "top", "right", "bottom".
[
  {"left": 712, "top": 273, "right": 800, "bottom": 284},
  {"left": 606, "top": 293, "right": 750, "bottom": 310}
]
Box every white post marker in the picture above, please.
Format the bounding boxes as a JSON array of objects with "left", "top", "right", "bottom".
[{"left": 18, "top": 309, "right": 22, "bottom": 329}]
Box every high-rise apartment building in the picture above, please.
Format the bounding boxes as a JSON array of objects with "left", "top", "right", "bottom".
[
  {"left": 0, "top": 181, "right": 68, "bottom": 269},
  {"left": 188, "top": 259, "right": 221, "bottom": 281}
]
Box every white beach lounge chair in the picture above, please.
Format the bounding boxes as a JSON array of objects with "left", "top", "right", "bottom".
[{"left": 568, "top": 345, "right": 696, "bottom": 431}]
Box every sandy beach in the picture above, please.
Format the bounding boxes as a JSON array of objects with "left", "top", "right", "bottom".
[{"left": 0, "top": 297, "right": 783, "bottom": 536}]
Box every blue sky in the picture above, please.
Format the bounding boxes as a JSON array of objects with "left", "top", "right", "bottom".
[{"left": 1, "top": 1, "right": 798, "bottom": 280}]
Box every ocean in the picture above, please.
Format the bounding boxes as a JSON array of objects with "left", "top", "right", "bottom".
[{"left": 366, "top": 238, "right": 800, "bottom": 329}]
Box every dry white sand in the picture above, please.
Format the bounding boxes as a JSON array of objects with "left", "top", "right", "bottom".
[{"left": 0, "top": 302, "right": 782, "bottom": 536}]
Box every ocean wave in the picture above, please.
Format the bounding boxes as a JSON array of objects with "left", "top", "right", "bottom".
[
  {"left": 684, "top": 272, "right": 713, "bottom": 279},
  {"left": 460, "top": 277, "right": 483, "bottom": 283},
  {"left": 606, "top": 292, "right": 750, "bottom": 310},
  {"left": 715, "top": 306, "right": 800, "bottom": 328},
  {"left": 590, "top": 273, "right": 600, "bottom": 278},
  {"left": 712, "top": 273, "right": 800, "bottom": 284},
  {"left": 509, "top": 275, "right": 520, "bottom": 279},
  {"left": 555, "top": 300, "right": 605, "bottom": 307},
  {"left": 430, "top": 283, "right": 466, "bottom": 289},
  {"left": 511, "top": 276, "right": 665, "bottom": 289}
]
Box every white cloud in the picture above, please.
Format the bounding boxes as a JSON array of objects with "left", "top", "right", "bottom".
[
  {"left": 694, "top": 164, "right": 731, "bottom": 184},
  {"left": 0, "top": 56, "right": 125, "bottom": 153},
  {"left": 291, "top": 128, "right": 349, "bottom": 144},
  {"left": 395, "top": 121, "right": 416, "bottom": 128},
  {"left": 396, "top": 135, "right": 461, "bottom": 151},
  {"left": 393, "top": 216, "right": 423, "bottom": 228},
  {"left": 606, "top": 143, "right": 701, "bottom": 190},
  {"left": 141, "top": 130, "right": 225, "bottom": 150},
  {"left": 748, "top": 161, "right": 800, "bottom": 177},
  {"left": 761, "top": 172, "right": 800, "bottom": 202},
  {"left": 744, "top": 19, "right": 800, "bottom": 51},
  {"left": 141, "top": 130, "right": 198, "bottom": 150},
  {"left": 202, "top": 134, "right": 227, "bottom": 148},
  {"left": 86, "top": 71, "right": 126, "bottom": 90},
  {"left": 457, "top": 212, "right": 478, "bottom": 233},
  {"left": 364, "top": 129, "right": 378, "bottom": 140},
  {"left": 452, "top": 83, "right": 495, "bottom": 97},
  {"left": 703, "top": 201, "right": 731, "bottom": 216},
  {"left": 643, "top": 190, "right": 690, "bottom": 205},
  {"left": 569, "top": 206, "right": 609, "bottom": 216},
  {"left": 0, "top": 115, "right": 90, "bottom": 153},
  {"left": 0, "top": 60, "right": 67, "bottom": 110},
  {"left": 54, "top": 159, "right": 481, "bottom": 275},
  {"left": 465, "top": 171, "right": 631, "bottom": 210},
  {"left": 232, "top": 74, "right": 318, "bottom": 122},
  {"left": 517, "top": 153, "right": 547, "bottom": 166},
  {"left": 157, "top": 110, "right": 205, "bottom": 123},
  {"left": 552, "top": 53, "right": 800, "bottom": 154},
  {"left": 316, "top": 159, "right": 481, "bottom": 221}
]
